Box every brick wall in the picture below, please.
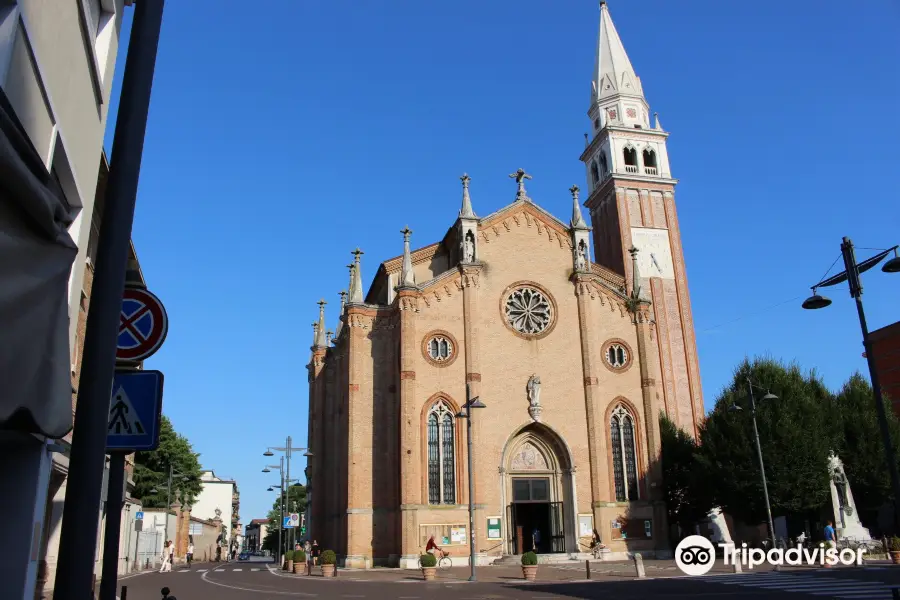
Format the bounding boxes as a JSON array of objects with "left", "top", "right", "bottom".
[{"left": 870, "top": 321, "right": 900, "bottom": 416}]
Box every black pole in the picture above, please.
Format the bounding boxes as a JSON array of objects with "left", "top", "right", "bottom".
[
  {"left": 54, "top": 2, "right": 165, "bottom": 597},
  {"left": 99, "top": 453, "right": 127, "bottom": 600},
  {"left": 748, "top": 381, "right": 777, "bottom": 551},
  {"left": 466, "top": 384, "right": 476, "bottom": 582},
  {"left": 842, "top": 237, "right": 900, "bottom": 531}
]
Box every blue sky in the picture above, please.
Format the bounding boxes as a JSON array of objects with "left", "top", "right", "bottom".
[{"left": 105, "top": 1, "right": 900, "bottom": 526}]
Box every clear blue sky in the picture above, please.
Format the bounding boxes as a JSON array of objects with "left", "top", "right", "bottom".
[{"left": 104, "top": 1, "right": 900, "bottom": 527}]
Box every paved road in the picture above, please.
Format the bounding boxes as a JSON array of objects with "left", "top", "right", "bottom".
[{"left": 116, "top": 563, "right": 900, "bottom": 600}]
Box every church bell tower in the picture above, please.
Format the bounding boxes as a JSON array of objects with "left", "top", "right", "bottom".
[{"left": 581, "top": 1, "right": 704, "bottom": 433}]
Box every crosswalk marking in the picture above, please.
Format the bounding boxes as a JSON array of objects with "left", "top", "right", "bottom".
[
  {"left": 696, "top": 572, "right": 895, "bottom": 599},
  {"left": 251, "top": 568, "right": 260, "bottom": 571}
]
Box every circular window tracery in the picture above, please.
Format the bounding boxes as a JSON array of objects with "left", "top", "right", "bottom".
[
  {"left": 601, "top": 339, "right": 633, "bottom": 372},
  {"left": 422, "top": 330, "right": 459, "bottom": 367},
  {"left": 504, "top": 286, "right": 553, "bottom": 336}
]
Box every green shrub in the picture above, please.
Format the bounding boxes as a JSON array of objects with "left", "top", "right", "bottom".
[
  {"left": 285, "top": 551, "right": 295, "bottom": 562},
  {"left": 420, "top": 553, "right": 437, "bottom": 567},
  {"left": 521, "top": 551, "right": 538, "bottom": 566},
  {"left": 295, "top": 550, "right": 306, "bottom": 562},
  {"left": 320, "top": 550, "right": 337, "bottom": 565},
  {"left": 890, "top": 537, "right": 900, "bottom": 552}
]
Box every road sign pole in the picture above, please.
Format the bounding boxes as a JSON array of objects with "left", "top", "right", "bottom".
[
  {"left": 99, "top": 452, "right": 127, "bottom": 600},
  {"left": 54, "top": 2, "right": 165, "bottom": 597}
]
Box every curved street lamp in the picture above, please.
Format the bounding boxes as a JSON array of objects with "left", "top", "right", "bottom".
[{"left": 803, "top": 238, "right": 900, "bottom": 530}]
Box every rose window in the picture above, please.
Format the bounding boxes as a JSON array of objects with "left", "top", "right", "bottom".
[
  {"left": 606, "top": 343, "right": 628, "bottom": 368},
  {"left": 505, "top": 287, "right": 553, "bottom": 335},
  {"left": 427, "top": 336, "right": 453, "bottom": 362}
]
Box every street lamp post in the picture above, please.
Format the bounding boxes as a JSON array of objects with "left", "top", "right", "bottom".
[
  {"left": 803, "top": 237, "right": 900, "bottom": 529},
  {"left": 456, "top": 384, "right": 486, "bottom": 582},
  {"left": 149, "top": 465, "right": 191, "bottom": 541},
  {"left": 265, "top": 437, "right": 313, "bottom": 555},
  {"left": 732, "top": 380, "right": 779, "bottom": 550}
]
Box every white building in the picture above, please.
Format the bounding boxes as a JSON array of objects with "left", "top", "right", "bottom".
[
  {"left": 0, "top": 2, "right": 133, "bottom": 598},
  {"left": 193, "top": 471, "right": 241, "bottom": 547}
]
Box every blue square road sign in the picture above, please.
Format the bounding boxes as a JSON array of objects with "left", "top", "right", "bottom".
[{"left": 106, "top": 370, "right": 164, "bottom": 452}]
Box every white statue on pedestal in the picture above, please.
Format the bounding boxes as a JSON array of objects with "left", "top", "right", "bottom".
[{"left": 828, "top": 451, "right": 871, "bottom": 541}]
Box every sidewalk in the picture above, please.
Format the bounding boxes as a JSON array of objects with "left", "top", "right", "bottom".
[{"left": 272, "top": 558, "right": 894, "bottom": 584}]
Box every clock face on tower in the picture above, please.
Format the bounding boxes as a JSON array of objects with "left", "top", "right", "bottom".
[{"left": 631, "top": 227, "right": 674, "bottom": 279}]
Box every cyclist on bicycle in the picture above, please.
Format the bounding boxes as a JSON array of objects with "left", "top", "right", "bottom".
[{"left": 426, "top": 535, "right": 445, "bottom": 558}]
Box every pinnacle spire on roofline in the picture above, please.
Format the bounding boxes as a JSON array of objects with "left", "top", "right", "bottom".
[
  {"left": 315, "top": 299, "right": 327, "bottom": 347},
  {"left": 399, "top": 227, "right": 416, "bottom": 288},
  {"left": 628, "top": 245, "right": 642, "bottom": 300},
  {"left": 592, "top": 1, "right": 644, "bottom": 106},
  {"left": 459, "top": 173, "right": 476, "bottom": 218},
  {"left": 335, "top": 290, "right": 348, "bottom": 337},
  {"left": 569, "top": 185, "right": 589, "bottom": 230},
  {"left": 348, "top": 248, "right": 364, "bottom": 303}
]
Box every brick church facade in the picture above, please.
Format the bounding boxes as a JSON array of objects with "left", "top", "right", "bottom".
[{"left": 307, "top": 2, "right": 703, "bottom": 568}]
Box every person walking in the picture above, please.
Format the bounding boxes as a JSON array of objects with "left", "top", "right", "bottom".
[
  {"left": 159, "top": 541, "right": 172, "bottom": 573},
  {"left": 311, "top": 540, "right": 320, "bottom": 566},
  {"left": 186, "top": 542, "right": 194, "bottom": 568},
  {"left": 304, "top": 540, "right": 313, "bottom": 576},
  {"left": 824, "top": 520, "right": 837, "bottom": 568}
]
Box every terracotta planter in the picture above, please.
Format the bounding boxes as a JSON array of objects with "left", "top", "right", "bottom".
[
  {"left": 321, "top": 564, "right": 335, "bottom": 577},
  {"left": 522, "top": 565, "right": 538, "bottom": 581},
  {"left": 422, "top": 567, "right": 436, "bottom": 581},
  {"left": 890, "top": 551, "right": 900, "bottom": 564},
  {"left": 284, "top": 560, "right": 293, "bottom": 572},
  {"left": 293, "top": 562, "right": 301, "bottom": 574}
]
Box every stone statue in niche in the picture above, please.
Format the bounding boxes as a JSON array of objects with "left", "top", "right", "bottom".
[
  {"left": 463, "top": 230, "right": 475, "bottom": 263},
  {"left": 575, "top": 240, "right": 588, "bottom": 271},
  {"left": 527, "top": 374, "right": 542, "bottom": 422}
]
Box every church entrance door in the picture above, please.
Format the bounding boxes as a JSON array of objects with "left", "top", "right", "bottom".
[{"left": 501, "top": 425, "right": 575, "bottom": 555}]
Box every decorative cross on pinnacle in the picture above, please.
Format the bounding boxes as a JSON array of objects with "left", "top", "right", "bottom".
[
  {"left": 628, "top": 246, "right": 639, "bottom": 257},
  {"left": 352, "top": 248, "right": 364, "bottom": 263},
  {"left": 460, "top": 173, "right": 471, "bottom": 188},
  {"left": 569, "top": 185, "right": 580, "bottom": 201},
  {"left": 318, "top": 298, "right": 326, "bottom": 308},
  {"left": 401, "top": 226, "right": 412, "bottom": 241},
  {"left": 312, "top": 321, "right": 318, "bottom": 332},
  {"left": 339, "top": 290, "right": 348, "bottom": 301},
  {"left": 509, "top": 168, "right": 532, "bottom": 200}
]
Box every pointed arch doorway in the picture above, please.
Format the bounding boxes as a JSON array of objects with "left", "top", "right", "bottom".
[{"left": 499, "top": 423, "right": 576, "bottom": 555}]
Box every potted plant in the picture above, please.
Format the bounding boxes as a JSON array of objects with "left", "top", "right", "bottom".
[
  {"left": 320, "top": 549, "right": 337, "bottom": 577},
  {"left": 521, "top": 551, "right": 538, "bottom": 581},
  {"left": 420, "top": 553, "right": 437, "bottom": 581},
  {"left": 293, "top": 550, "right": 305, "bottom": 574},
  {"left": 284, "top": 550, "right": 294, "bottom": 572},
  {"left": 889, "top": 537, "right": 900, "bottom": 564}
]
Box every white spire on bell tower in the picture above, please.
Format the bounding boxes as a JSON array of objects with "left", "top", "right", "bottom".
[
  {"left": 582, "top": 1, "right": 673, "bottom": 195},
  {"left": 592, "top": 1, "right": 644, "bottom": 107}
]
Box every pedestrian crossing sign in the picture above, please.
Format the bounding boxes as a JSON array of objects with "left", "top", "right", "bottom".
[{"left": 106, "top": 370, "right": 164, "bottom": 452}]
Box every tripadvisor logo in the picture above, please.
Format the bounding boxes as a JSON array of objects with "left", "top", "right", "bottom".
[{"left": 675, "top": 535, "right": 867, "bottom": 575}]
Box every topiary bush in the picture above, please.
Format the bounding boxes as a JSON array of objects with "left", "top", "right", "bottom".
[
  {"left": 320, "top": 549, "right": 337, "bottom": 565},
  {"left": 295, "top": 550, "right": 306, "bottom": 562},
  {"left": 890, "top": 537, "right": 900, "bottom": 552},
  {"left": 521, "top": 551, "right": 538, "bottom": 566},
  {"left": 420, "top": 553, "right": 437, "bottom": 567}
]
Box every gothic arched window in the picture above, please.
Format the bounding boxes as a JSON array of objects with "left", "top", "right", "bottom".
[
  {"left": 427, "top": 401, "right": 457, "bottom": 504},
  {"left": 623, "top": 146, "right": 638, "bottom": 167},
  {"left": 591, "top": 161, "right": 600, "bottom": 186},
  {"left": 642, "top": 148, "right": 658, "bottom": 174},
  {"left": 610, "top": 405, "right": 639, "bottom": 502},
  {"left": 599, "top": 153, "right": 608, "bottom": 177}
]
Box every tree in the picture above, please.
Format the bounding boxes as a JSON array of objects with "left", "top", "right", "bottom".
[
  {"left": 262, "top": 484, "right": 308, "bottom": 553},
  {"left": 698, "top": 357, "right": 836, "bottom": 528},
  {"left": 660, "top": 413, "right": 714, "bottom": 531},
  {"left": 132, "top": 415, "right": 203, "bottom": 508},
  {"left": 832, "top": 372, "right": 900, "bottom": 529}
]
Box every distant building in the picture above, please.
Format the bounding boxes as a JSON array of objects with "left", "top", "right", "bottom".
[
  {"left": 869, "top": 321, "right": 900, "bottom": 416},
  {"left": 192, "top": 471, "right": 241, "bottom": 547},
  {"left": 245, "top": 519, "right": 270, "bottom": 553}
]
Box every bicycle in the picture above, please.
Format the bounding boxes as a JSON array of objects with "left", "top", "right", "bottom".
[{"left": 419, "top": 549, "right": 452, "bottom": 569}]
